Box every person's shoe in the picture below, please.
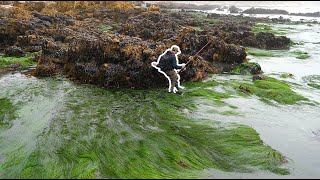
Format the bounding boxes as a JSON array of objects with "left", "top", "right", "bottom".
[
  {"left": 174, "top": 91, "right": 183, "bottom": 95},
  {"left": 177, "top": 86, "right": 185, "bottom": 89}
]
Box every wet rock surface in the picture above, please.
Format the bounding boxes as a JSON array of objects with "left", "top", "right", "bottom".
[
  {"left": 231, "top": 62, "right": 262, "bottom": 76},
  {"left": 4, "top": 46, "right": 25, "bottom": 57},
  {"left": 0, "top": 1, "right": 292, "bottom": 88},
  {"left": 240, "top": 32, "right": 290, "bottom": 49}
]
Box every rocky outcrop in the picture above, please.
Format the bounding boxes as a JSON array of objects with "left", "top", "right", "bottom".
[
  {"left": 0, "top": 1, "right": 293, "bottom": 89},
  {"left": 117, "top": 12, "right": 181, "bottom": 42},
  {"left": 33, "top": 26, "right": 246, "bottom": 88},
  {"left": 0, "top": 18, "right": 35, "bottom": 51},
  {"left": 153, "top": 2, "right": 220, "bottom": 11},
  {"left": 229, "top": 6, "right": 242, "bottom": 13},
  {"left": 0, "top": 1, "right": 13, "bottom": 5},
  {"left": 243, "top": 7, "right": 289, "bottom": 15},
  {"left": 290, "top": 11, "right": 320, "bottom": 17},
  {"left": 4, "top": 46, "right": 25, "bottom": 57},
  {"left": 242, "top": 32, "right": 290, "bottom": 49},
  {"left": 231, "top": 62, "right": 262, "bottom": 75}
]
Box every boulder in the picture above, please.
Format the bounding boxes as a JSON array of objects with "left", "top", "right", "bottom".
[{"left": 4, "top": 46, "right": 25, "bottom": 57}]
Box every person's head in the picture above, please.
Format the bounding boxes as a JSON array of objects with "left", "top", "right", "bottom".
[{"left": 170, "top": 45, "right": 180, "bottom": 55}]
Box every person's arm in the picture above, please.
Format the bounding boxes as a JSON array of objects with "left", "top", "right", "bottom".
[{"left": 172, "top": 55, "right": 183, "bottom": 69}]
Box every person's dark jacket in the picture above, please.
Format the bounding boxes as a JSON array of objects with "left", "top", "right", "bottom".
[{"left": 166, "top": 51, "right": 182, "bottom": 70}]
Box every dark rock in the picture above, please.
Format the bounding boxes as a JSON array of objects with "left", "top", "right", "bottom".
[
  {"left": 240, "top": 32, "right": 290, "bottom": 49},
  {"left": 207, "top": 13, "right": 220, "bottom": 18},
  {"left": 256, "top": 32, "right": 290, "bottom": 49},
  {"left": 253, "top": 74, "right": 265, "bottom": 81},
  {"left": 243, "top": 7, "right": 289, "bottom": 15},
  {"left": 16, "top": 35, "right": 45, "bottom": 52},
  {"left": 4, "top": 46, "right": 25, "bottom": 57},
  {"left": 290, "top": 11, "right": 320, "bottom": 18},
  {"left": 239, "top": 84, "right": 251, "bottom": 93},
  {"left": 229, "top": 5, "right": 242, "bottom": 13},
  {"left": 154, "top": 2, "right": 220, "bottom": 11}
]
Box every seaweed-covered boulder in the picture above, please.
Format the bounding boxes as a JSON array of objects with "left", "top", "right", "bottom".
[
  {"left": 243, "top": 7, "right": 289, "bottom": 15},
  {"left": 231, "top": 62, "right": 262, "bottom": 75},
  {"left": 1, "top": 6, "right": 295, "bottom": 89},
  {"left": 200, "top": 36, "right": 247, "bottom": 65},
  {"left": 0, "top": 19, "right": 33, "bottom": 50},
  {"left": 117, "top": 12, "right": 181, "bottom": 41},
  {"left": 242, "top": 32, "right": 290, "bottom": 49},
  {"left": 43, "top": 33, "right": 171, "bottom": 88},
  {"left": 256, "top": 32, "right": 290, "bottom": 49},
  {"left": 35, "top": 30, "right": 226, "bottom": 88},
  {"left": 15, "top": 35, "right": 44, "bottom": 52}
]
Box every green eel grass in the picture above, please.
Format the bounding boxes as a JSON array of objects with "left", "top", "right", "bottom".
[
  {"left": 280, "top": 73, "right": 294, "bottom": 79},
  {"left": 0, "top": 76, "right": 290, "bottom": 178},
  {"left": 0, "top": 56, "right": 36, "bottom": 69},
  {"left": 251, "top": 23, "right": 287, "bottom": 36},
  {"left": 303, "top": 75, "right": 320, "bottom": 90},
  {"left": 229, "top": 77, "right": 308, "bottom": 105},
  {"left": 246, "top": 47, "right": 284, "bottom": 57},
  {"left": 0, "top": 98, "right": 17, "bottom": 128}
]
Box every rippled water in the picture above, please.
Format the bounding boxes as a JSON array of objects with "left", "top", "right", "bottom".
[
  {"left": 250, "top": 23, "right": 320, "bottom": 102},
  {"left": 197, "top": 21, "right": 320, "bottom": 178},
  {"left": 196, "top": 78, "right": 320, "bottom": 178},
  {"left": 198, "top": 1, "right": 320, "bottom": 14},
  {"left": 198, "top": 1, "right": 320, "bottom": 22}
]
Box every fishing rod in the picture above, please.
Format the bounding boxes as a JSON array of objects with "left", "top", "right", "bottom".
[{"left": 177, "top": 39, "right": 212, "bottom": 74}]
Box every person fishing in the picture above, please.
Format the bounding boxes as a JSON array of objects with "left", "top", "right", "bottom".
[
  {"left": 151, "top": 45, "right": 186, "bottom": 94},
  {"left": 151, "top": 40, "right": 212, "bottom": 94}
]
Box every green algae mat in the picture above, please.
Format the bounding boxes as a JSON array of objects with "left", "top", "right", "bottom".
[
  {"left": 218, "top": 76, "right": 309, "bottom": 105},
  {"left": 0, "top": 74, "right": 292, "bottom": 178},
  {"left": 0, "top": 55, "right": 37, "bottom": 69}
]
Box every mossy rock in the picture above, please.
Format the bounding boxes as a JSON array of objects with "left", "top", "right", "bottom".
[
  {"left": 291, "top": 51, "right": 310, "bottom": 59},
  {"left": 231, "top": 62, "right": 262, "bottom": 75},
  {"left": 280, "top": 73, "right": 293, "bottom": 79}
]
